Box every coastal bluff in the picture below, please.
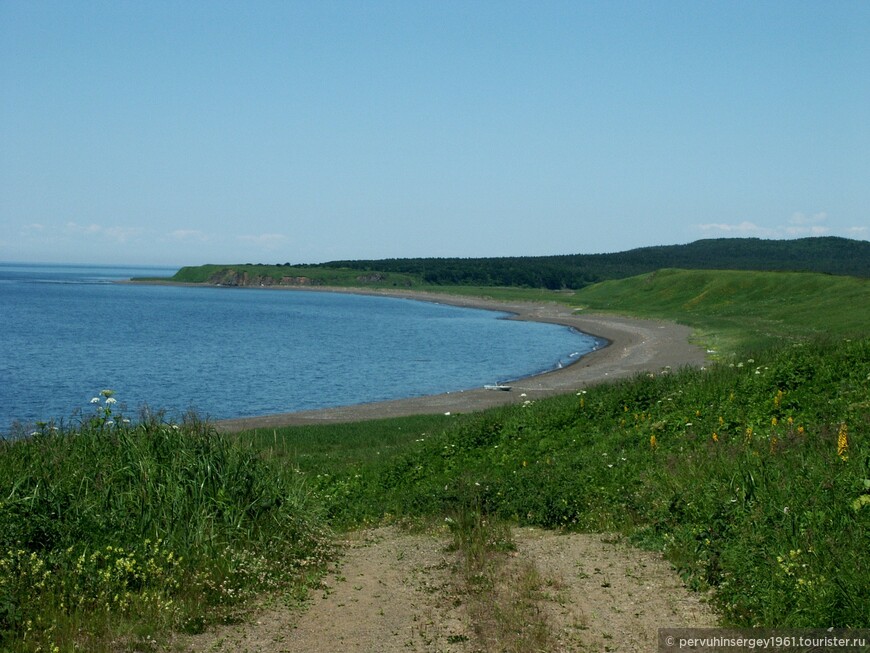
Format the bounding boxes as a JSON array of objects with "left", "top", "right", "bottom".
[{"left": 206, "top": 268, "right": 389, "bottom": 287}]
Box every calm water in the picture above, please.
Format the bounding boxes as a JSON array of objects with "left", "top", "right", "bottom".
[{"left": 0, "top": 263, "right": 602, "bottom": 433}]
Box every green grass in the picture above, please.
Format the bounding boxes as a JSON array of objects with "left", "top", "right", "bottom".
[
  {"left": 571, "top": 268, "right": 870, "bottom": 354},
  {"left": 0, "top": 396, "right": 331, "bottom": 652}
]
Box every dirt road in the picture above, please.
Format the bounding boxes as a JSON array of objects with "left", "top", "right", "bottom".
[{"left": 180, "top": 526, "right": 716, "bottom": 653}]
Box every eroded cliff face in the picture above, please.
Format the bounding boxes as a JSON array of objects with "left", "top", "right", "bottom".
[
  {"left": 207, "top": 269, "right": 320, "bottom": 287},
  {"left": 206, "top": 270, "right": 394, "bottom": 287}
]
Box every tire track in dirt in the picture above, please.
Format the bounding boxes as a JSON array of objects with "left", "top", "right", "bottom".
[
  {"left": 514, "top": 528, "right": 718, "bottom": 652},
  {"left": 179, "top": 526, "right": 717, "bottom": 653}
]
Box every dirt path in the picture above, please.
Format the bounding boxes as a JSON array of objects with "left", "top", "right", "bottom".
[{"left": 179, "top": 526, "right": 717, "bottom": 653}]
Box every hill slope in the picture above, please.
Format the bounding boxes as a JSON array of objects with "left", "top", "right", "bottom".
[
  {"left": 326, "top": 236, "right": 870, "bottom": 287},
  {"left": 572, "top": 268, "right": 870, "bottom": 353},
  {"left": 170, "top": 237, "right": 870, "bottom": 290}
]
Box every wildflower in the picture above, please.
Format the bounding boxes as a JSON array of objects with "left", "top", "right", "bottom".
[
  {"left": 771, "top": 417, "right": 778, "bottom": 426},
  {"left": 105, "top": 397, "right": 117, "bottom": 405},
  {"left": 712, "top": 432, "right": 719, "bottom": 443},
  {"left": 650, "top": 434, "right": 657, "bottom": 450},
  {"left": 837, "top": 423, "right": 849, "bottom": 461},
  {"left": 90, "top": 397, "right": 100, "bottom": 404}
]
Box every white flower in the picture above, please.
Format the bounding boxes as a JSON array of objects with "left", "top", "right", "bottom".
[
  {"left": 90, "top": 397, "right": 100, "bottom": 404},
  {"left": 105, "top": 397, "right": 117, "bottom": 405}
]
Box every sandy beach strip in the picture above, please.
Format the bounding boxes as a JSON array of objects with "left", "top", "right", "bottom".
[{"left": 212, "top": 288, "right": 708, "bottom": 432}]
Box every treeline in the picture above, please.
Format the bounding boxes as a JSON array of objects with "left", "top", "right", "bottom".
[{"left": 323, "top": 237, "right": 870, "bottom": 289}]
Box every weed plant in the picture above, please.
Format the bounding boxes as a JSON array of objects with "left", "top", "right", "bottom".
[
  {"left": 312, "top": 337, "right": 870, "bottom": 627},
  {"left": 0, "top": 393, "right": 330, "bottom": 652}
]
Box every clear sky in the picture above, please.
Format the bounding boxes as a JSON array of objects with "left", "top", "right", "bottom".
[{"left": 1, "top": 1, "right": 868, "bottom": 267}]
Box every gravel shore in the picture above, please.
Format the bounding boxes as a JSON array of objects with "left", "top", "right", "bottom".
[{"left": 214, "top": 288, "right": 707, "bottom": 432}]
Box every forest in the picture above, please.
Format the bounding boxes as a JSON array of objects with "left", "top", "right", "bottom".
[{"left": 322, "top": 236, "right": 870, "bottom": 288}]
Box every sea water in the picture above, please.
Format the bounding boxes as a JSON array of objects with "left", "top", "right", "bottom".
[{"left": 0, "top": 263, "right": 602, "bottom": 433}]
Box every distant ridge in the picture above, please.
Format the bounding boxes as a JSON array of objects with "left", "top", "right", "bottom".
[
  {"left": 324, "top": 237, "right": 870, "bottom": 289},
  {"left": 172, "top": 237, "right": 870, "bottom": 291}
]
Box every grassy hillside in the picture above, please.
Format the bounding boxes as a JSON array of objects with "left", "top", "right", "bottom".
[
  {"left": 572, "top": 269, "right": 870, "bottom": 355},
  {"left": 303, "top": 336, "right": 869, "bottom": 627}
]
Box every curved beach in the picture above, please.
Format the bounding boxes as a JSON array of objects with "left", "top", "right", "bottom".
[{"left": 215, "top": 289, "right": 707, "bottom": 432}]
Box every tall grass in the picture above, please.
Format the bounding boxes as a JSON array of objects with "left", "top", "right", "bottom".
[{"left": 0, "top": 395, "right": 330, "bottom": 652}]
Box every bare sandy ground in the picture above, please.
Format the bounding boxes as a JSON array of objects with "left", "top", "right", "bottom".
[
  {"left": 178, "top": 526, "right": 717, "bottom": 653},
  {"left": 215, "top": 288, "right": 707, "bottom": 432}
]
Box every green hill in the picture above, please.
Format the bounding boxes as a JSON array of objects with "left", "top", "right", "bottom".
[
  {"left": 325, "top": 236, "right": 870, "bottom": 288},
  {"left": 169, "top": 237, "right": 870, "bottom": 290},
  {"left": 573, "top": 268, "right": 870, "bottom": 354}
]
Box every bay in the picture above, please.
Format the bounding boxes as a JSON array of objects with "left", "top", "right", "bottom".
[{"left": 0, "top": 263, "right": 602, "bottom": 434}]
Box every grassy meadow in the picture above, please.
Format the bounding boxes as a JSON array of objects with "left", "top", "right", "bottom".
[{"left": 1, "top": 268, "right": 868, "bottom": 649}]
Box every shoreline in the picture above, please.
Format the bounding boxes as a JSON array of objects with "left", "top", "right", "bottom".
[{"left": 194, "top": 285, "right": 709, "bottom": 432}]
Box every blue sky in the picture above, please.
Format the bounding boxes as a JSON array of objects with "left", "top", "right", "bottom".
[{"left": 1, "top": 1, "right": 868, "bottom": 266}]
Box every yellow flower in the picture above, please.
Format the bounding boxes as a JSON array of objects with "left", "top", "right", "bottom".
[
  {"left": 712, "top": 432, "right": 719, "bottom": 443},
  {"left": 837, "top": 423, "right": 849, "bottom": 461},
  {"left": 650, "top": 434, "right": 658, "bottom": 450},
  {"left": 771, "top": 417, "right": 778, "bottom": 427}
]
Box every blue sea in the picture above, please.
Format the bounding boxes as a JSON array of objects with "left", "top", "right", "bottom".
[{"left": 0, "top": 263, "right": 602, "bottom": 434}]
